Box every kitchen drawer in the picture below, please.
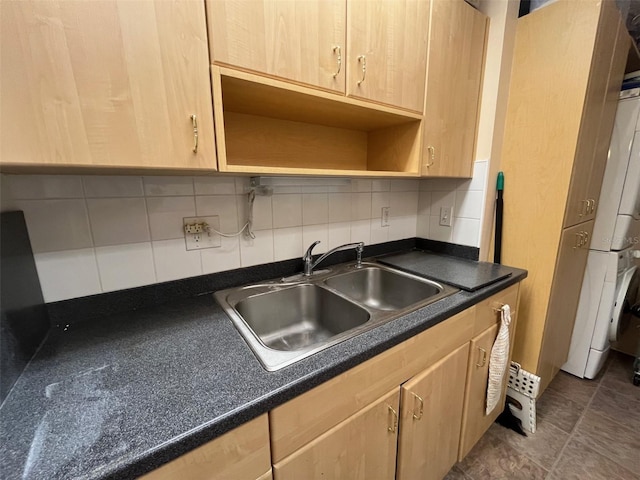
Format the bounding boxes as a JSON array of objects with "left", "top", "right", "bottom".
[{"left": 473, "top": 284, "right": 520, "bottom": 336}]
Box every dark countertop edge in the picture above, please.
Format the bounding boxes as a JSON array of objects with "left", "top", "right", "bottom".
[{"left": 105, "top": 268, "right": 527, "bottom": 479}]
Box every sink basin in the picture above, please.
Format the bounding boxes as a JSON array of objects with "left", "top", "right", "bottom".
[
  {"left": 325, "top": 266, "right": 442, "bottom": 311},
  {"left": 214, "top": 261, "right": 458, "bottom": 371},
  {"left": 235, "top": 284, "right": 369, "bottom": 351}
]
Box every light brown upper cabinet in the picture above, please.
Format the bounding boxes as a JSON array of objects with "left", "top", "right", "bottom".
[
  {"left": 0, "top": 0, "right": 216, "bottom": 172},
  {"left": 347, "top": 0, "right": 430, "bottom": 112},
  {"left": 207, "top": 0, "right": 346, "bottom": 94},
  {"left": 421, "top": 0, "right": 488, "bottom": 177}
]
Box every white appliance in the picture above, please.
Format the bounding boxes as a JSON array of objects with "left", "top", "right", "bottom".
[{"left": 563, "top": 92, "right": 640, "bottom": 379}]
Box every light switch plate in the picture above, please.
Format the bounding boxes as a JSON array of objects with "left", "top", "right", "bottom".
[
  {"left": 184, "top": 216, "right": 221, "bottom": 250},
  {"left": 439, "top": 206, "right": 453, "bottom": 227}
]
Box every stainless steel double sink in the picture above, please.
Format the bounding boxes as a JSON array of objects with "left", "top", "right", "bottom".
[{"left": 214, "top": 261, "right": 458, "bottom": 371}]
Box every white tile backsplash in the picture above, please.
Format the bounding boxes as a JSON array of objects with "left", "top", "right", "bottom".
[
  {"left": 95, "top": 242, "right": 156, "bottom": 291},
  {"left": 34, "top": 248, "right": 101, "bottom": 302},
  {"left": 327, "top": 222, "right": 351, "bottom": 249},
  {"left": 240, "top": 230, "right": 274, "bottom": 266},
  {"left": 7, "top": 175, "right": 84, "bottom": 199},
  {"left": 351, "top": 192, "right": 372, "bottom": 221},
  {"left": 196, "top": 195, "right": 239, "bottom": 232},
  {"left": 194, "top": 176, "right": 236, "bottom": 195},
  {"left": 16, "top": 199, "right": 93, "bottom": 253},
  {"left": 6, "top": 174, "right": 439, "bottom": 302},
  {"left": 83, "top": 176, "right": 144, "bottom": 198},
  {"left": 143, "top": 176, "right": 194, "bottom": 196},
  {"left": 147, "top": 196, "right": 196, "bottom": 241},
  {"left": 272, "top": 194, "right": 301, "bottom": 228},
  {"left": 453, "top": 218, "right": 481, "bottom": 247},
  {"left": 302, "top": 193, "right": 328, "bottom": 225},
  {"left": 87, "top": 197, "right": 150, "bottom": 247},
  {"left": 273, "top": 226, "right": 303, "bottom": 261},
  {"left": 152, "top": 239, "right": 202, "bottom": 282},
  {"left": 417, "top": 161, "right": 487, "bottom": 248},
  {"left": 328, "top": 193, "right": 351, "bottom": 223},
  {"left": 201, "top": 236, "right": 241, "bottom": 274}
]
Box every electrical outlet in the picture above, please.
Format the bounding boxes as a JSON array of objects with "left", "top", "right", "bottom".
[
  {"left": 439, "top": 206, "right": 453, "bottom": 227},
  {"left": 183, "top": 216, "right": 221, "bottom": 250},
  {"left": 381, "top": 207, "right": 390, "bottom": 227}
]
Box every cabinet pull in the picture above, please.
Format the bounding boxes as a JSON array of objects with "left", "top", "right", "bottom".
[
  {"left": 332, "top": 45, "right": 342, "bottom": 78},
  {"left": 190, "top": 114, "right": 198, "bottom": 154},
  {"left": 411, "top": 392, "right": 424, "bottom": 420},
  {"left": 588, "top": 199, "right": 596, "bottom": 214},
  {"left": 387, "top": 405, "right": 398, "bottom": 433},
  {"left": 476, "top": 347, "right": 487, "bottom": 367},
  {"left": 578, "top": 199, "right": 587, "bottom": 217},
  {"left": 574, "top": 231, "right": 589, "bottom": 249},
  {"left": 582, "top": 230, "right": 589, "bottom": 246},
  {"left": 425, "top": 145, "right": 435, "bottom": 167},
  {"left": 357, "top": 55, "right": 366, "bottom": 85}
]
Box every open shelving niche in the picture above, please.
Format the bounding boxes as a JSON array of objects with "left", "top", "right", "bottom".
[{"left": 210, "top": 66, "right": 423, "bottom": 177}]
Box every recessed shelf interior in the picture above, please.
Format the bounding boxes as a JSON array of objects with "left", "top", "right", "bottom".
[{"left": 213, "top": 69, "right": 423, "bottom": 175}]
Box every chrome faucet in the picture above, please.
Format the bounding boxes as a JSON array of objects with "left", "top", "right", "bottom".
[{"left": 303, "top": 241, "right": 364, "bottom": 276}]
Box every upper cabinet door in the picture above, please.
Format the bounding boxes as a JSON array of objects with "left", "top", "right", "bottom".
[
  {"left": 422, "top": 0, "right": 488, "bottom": 177},
  {"left": 563, "top": 0, "right": 626, "bottom": 227},
  {"left": 207, "top": 0, "right": 346, "bottom": 93},
  {"left": 0, "top": 0, "right": 216, "bottom": 170},
  {"left": 347, "top": 0, "right": 430, "bottom": 112}
]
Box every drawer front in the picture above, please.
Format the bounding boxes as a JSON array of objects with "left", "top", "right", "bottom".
[
  {"left": 140, "top": 414, "right": 271, "bottom": 480},
  {"left": 473, "top": 283, "right": 520, "bottom": 336},
  {"left": 269, "top": 307, "right": 476, "bottom": 462}
]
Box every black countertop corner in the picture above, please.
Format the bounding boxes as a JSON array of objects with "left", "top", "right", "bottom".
[{"left": 0, "top": 245, "right": 526, "bottom": 480}]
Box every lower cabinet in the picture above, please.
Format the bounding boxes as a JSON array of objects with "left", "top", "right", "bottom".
[
  {"left": 139, "top": 414, "right": 271, "bottom": 480},
  {"left": 273, "top": 389, "right": 400, "bottom": 480},
  {"left": 396, "top": 343, "right": 470, "bottom": 480}
]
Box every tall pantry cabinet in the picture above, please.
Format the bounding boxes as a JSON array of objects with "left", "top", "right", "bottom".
[{"left": 500, "top": 0, "right": 628, "bottom": 391}]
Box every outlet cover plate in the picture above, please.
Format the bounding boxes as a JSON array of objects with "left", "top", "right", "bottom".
[
  {"left": 439, "top": 206, "right": 453, "bottom": 227},
  {"left": 381, "top": 207, "right": 390, "bottom": 227},
  {"left": 184, "top": 216, "right": 221, "bottom": 250}
]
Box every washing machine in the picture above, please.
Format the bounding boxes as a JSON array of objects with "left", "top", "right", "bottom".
[{"left": 562, "top": 90, "right": 640, "bottom": 379}]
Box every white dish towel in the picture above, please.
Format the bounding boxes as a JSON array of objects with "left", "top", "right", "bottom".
[{"left": 486, "top": 304, "right": 511, "bottom": 415}]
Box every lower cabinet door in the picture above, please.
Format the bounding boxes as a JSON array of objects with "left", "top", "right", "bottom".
[
  {"left": 396, "top": 343, "right": 470, "bottom": 480},
  {"left": 458, "top": 323, "right": 500, "bottom": 460},
  {"left": 273, "top": 388, "right": 400, "bottom": 480}
]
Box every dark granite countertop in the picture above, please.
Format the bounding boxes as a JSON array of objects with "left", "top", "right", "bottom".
[{"left": 0, "top": 249, "right": 527, "bottom": 480}]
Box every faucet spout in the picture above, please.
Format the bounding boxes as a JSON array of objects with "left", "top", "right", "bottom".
[{"left": 303, "top": 241, "right": 365, "bottom": 276}]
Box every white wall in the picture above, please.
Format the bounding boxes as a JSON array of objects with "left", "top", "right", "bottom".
[{"left": 1, "top": 174, "right": 431, "bottom": 303}]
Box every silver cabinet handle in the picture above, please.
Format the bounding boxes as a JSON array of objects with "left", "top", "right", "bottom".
[
  {"left": 332, "top": 45, "right": 341, "bottom": 78},
  {"left": 425, "top": 145, "right": 435, "bottom": 167},
  {"left": 476, "top": 347, "right": 487, "bottom": 367},
  {"left": 190, "top": 114, "right": 198, "bottom": 154},
  {"left": 411, "top": 392, "right": 424, "bottom": 420},
  {"left": 387, "top": 404, "right": 398, "bottom": 432},
  {"left": 357, "top": 55, "right": 366, "bottom": 85}
]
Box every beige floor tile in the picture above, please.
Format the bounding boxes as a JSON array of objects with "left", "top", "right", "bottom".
[
  {"left": 488, "top": 418, "right": 568, "bottom": 470},
  {"left": 536, "top": 388, "right": 585, "bottom": 433},
  {"left": 444, "top": 465, "right": 473, "bottom": 480},
  {"left": 572, "top": 409, "right": 640, "bottom": 474},
  {"left": 549, "top": 437, "right": 639, "bottom": 480},
  {"left": 457, "top": 432, "right": 548, "bottom": 480},
  {"left": 547, "top": 371, "right": 598, "bottom": 406},
  {"left": 589, "top": 385, "right": 640, "bottom": 431},
  {"left": 601, "top": 352, "right": 639, "bottom": 397}
]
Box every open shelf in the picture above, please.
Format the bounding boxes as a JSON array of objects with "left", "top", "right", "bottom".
[{"left": 211, "top": 67, "right": 423, "bottom": 176}]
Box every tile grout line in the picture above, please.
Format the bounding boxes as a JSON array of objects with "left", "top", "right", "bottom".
[{"left": 545, "top": 374, "right": 605, "bottom": 478}]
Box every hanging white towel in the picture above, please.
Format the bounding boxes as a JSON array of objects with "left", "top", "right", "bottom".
[{"left": 486, "top": 304, "right": 511, "bottom": 415}]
